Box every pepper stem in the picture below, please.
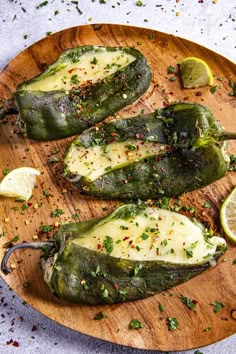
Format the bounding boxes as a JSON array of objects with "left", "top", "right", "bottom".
[
  {"left": 218, "top": 131, "right": 236, "bottom": 141},
  {"left": 1, "top": 241, "right": 54, "bottom": 275}
]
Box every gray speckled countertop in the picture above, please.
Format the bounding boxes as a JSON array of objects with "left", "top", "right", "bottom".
[{"left": 0, "top": 1, "right": 235, "bottom": 353}]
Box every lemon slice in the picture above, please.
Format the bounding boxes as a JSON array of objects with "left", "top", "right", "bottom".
[
  {"left": 0, "top": 167, "right": 40, "bottom": 201},
  {"left": 220, "top": 187, "right": 236, "bottom": 244},
  {"left": 179, "top": 57, "right": 214, "bottom": 88}
]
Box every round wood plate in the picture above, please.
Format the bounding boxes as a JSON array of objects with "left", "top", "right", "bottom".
[{"left": 0, "top": 24, "right": 235, "bottom": 351}]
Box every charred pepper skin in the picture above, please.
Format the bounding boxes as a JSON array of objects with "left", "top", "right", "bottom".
[
  {"left": 1, "top": 204, "right": 224, "bottom": 305},
  {"left": 50, "top": 239, "right": 220, "bottom": 305},
  {"left": 64, "top": 102, "right": 233, "bottom": 200},
  {"left": 14, "top": 46, "right": 152, "bottom": 141}
]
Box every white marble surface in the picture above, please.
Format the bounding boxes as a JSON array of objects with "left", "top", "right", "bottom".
[{"left": 0, "top": 1, "right": 235, "bottom": 353}]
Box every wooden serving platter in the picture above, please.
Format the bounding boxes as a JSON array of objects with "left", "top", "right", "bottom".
[{"left": 0, "top": 24, "right": 235, "bottom": 351}]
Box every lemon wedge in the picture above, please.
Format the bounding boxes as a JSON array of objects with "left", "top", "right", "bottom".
[
  {"left": 220, "top": 187, "right": 236, "bottom": 244},
  {"left": 0, "top": 167, "right": 40, "bottom": 201},
  {"left": 179, "top": 57, "right": 214, "bottom": 88}
]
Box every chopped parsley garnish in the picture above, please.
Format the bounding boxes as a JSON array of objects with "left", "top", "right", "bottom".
[
  {"left": 3, "top": 168, "right": 11, "bottom": 176},
  {"left": 47, "top": 157, "right": 59, "bottom": 164},
  {"left": 43, "top": 189, "right": 52, "bottom": 197},
  {"left": 102, "top": 206, "right": 109, "bottom": 211},
  {"left": 100, "top": 284, "right": 109, "bottom": 298},
  {"left": 141, "top": 232, "right": 149, "bottom": 240},
  {"left": 167, "top": 65, "right": 175, "bottom": 74},
  {"left": 21, "top": 203, "right": 28, "bottom": 214},
  {"left": 159, "top": 303, "right": 164, "bottom": 312},
  {"left": 40, "top": 224, "right": 54, "bottom": 233},
  {"left": 162, "top": 239, "right": 168, "bottom": 247},
  {"left": 126, "top": 144, "right": 136, "bottom": 151},
  {"left": 229, "top": 80, "right": 236, "bottom": 96},
  {"left": 120, "top": 225, "right": 128, "bottom": 230},
  {"left": 149, "top": 34, "right": 155, "bottom": 40},
  {"left": 219, "top": 244, "right": 227, "bottom": 254},
  {"left": 71, "top": 74, "right": 79, "bottom": 85},
  {"left": 184, "top": 241, "right": 198, "bottom": 258},
  {"left": 167, "top": 317, "right": 179, "bottom": 331},
  {"left": 3, "top": 235, "right": 20, "bottom": 248},
  {"left": 103, "top": 236, "right": 114, "bottom": 254},
  {"left": 131, "top": 264, "right": 142, "bottom": 276},
  {"left": 50, "top": 208, "right": 64, "bottom": 218},
  {"left": 203, "top": 326, "right": 211, "bottom": 332},
  {"left": 91, "top": 57, "right": 98, "bottom": 65},
  {"left": 203, "top": 200, "right": 211, "bottom": 208},
  {"left": 103, "top": 145, "right": 110, "bottom": 154},
  {"left": 211, "top": 301, "right": 225, "bottom": 313},
  {"left": 210, "top": 85, "right": 218, "bottom": 94},
  {"left": 129, "top": 319, "right": 143, "bottom": 329},
  {"left": 180, "top": 294, "right": 196, "bottom": 311}
]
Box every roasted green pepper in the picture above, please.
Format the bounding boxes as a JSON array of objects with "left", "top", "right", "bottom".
[
  {"left": 64, "top": 102, "right": 235, "bottom": 199},
  {"left": 14, "top": 46, "right": 152, "bottom": 140},
  {"left": 1, "top": 204, "right": 226, "bottom": 305}
]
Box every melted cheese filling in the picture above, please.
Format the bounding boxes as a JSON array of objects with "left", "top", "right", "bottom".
[
  {"left": 25, "top": 48, "right": 136, "bottom": 91},
  {"left": 73, "top": 207, "right": 225, "bottom": 264},
  {"left": 65, "top": 139, "right": 167, "bottom": 181}
]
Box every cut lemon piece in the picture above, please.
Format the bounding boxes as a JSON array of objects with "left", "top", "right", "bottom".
[
  {"left": 0, "top": 167, "right": 40, "bottom": 201},
  {"left": 220, "top": 187, "right": 236, "bottom": 244},
  {"left": 179, "top": 57, "right": 214, "bottom": 88}
]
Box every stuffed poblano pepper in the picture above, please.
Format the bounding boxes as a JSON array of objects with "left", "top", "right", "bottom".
[
  {"left": 14, "top": 46, "right": 152, "bottom": 140},
  {"left": 1, "top": 204, "right": 226, "bottom": 305},
  {"left": 64, "top": 102, "right": 236, "bottom": 199}
]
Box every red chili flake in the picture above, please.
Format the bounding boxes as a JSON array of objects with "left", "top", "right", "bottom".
[
  {"left": 97, "top": 244, "right": 102, "bottom": 250},
  {"left": 114, "top": 283, "right": 119, "bottom": 290},
  {"left": 6, "top": 339, "right": 13, "bottom": 345},
  {"left": 196, "top": 91, "right": 202, "bottom": 96},
  {"left": 110, "top": 132, "right": 118, "bottom": 137},
  {"left": 198, "top": 0, "right": 204, "bottom": 2},
  {"left": 123, "top": 236, "right": 130, "bottom": 241},
  {"left": 13, "top": 341, "right": 19, "bottom": 347}
]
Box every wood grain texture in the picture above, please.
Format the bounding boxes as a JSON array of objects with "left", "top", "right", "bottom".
[{"left": 0, "top": 24, "right": 236, "bottom": 351}]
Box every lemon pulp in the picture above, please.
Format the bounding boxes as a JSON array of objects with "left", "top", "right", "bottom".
[
  {"left": 179, "top": 57, "right": 214, "bottom": 88},
  {"left": 220, "top": 187, "right": 236, "bottom": 244},
  {"left": 0, "top": 167, "right": 40, "bottom": 201}
]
